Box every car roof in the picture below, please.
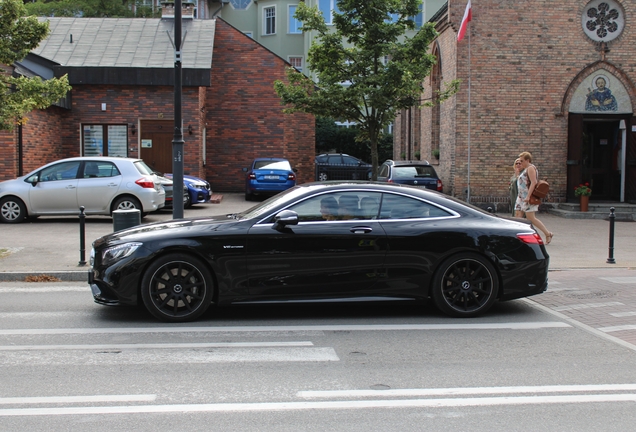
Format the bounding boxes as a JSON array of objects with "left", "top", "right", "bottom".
[
  {"left": 253, "top": 157, "right": 288, "bottom": 162},
  {"left": 46, "top": 156, "right": 143, "bottom": 163},
  {"left": 383, "top": 159, "right": 432, "bottom": 166}
]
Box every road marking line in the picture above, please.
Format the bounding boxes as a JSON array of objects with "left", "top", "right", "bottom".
[
  {"left": 599, "top": 277, "right": 636, "bottom": 284},
  {"left": 554, "top": 302, "right": 624, "bottom": 311},
  {"left": 0, "top": 341, "right": 314, "bottom": 351},
  {"left": 0, "top": 322, "right": 571, "bottom": 336},
  {"left": 599, "top": 325, "right": 636, "bottom": 333},
  {"left": 609, "top": 311, "right": 636, "bottom": 318},
  {"left": 0, "top": 347, "right": 340, "bottom": 365},
  {"left": 0, "top": 287, "right": 87, "bottom": 293},
  {"left": 0, "top": 395, "right": 156, "bottom": 405},
  {"left": 2, "top": 394, "right": 636, "bottom": 416},
  {"left": 298, "top": 384, "right": 636, "bottom": 398},
  {"left": 0, "top": 312, "right": 92, "bottom": 319}
]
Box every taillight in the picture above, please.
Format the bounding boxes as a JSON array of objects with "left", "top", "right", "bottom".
[
  {"left": 517, "top": 233, "right": 544, "bottom": 245},
  {"left": 288, "top": 173, "right": 296, "bottom": 180},
  {"left": 437, "top": 179, "right": 443, "bottom": 191},
  {"left": 387, "top": 179, "right": 393, "bottom": 183},
  {"left": 135, "top": 177, "right": 155, "bottom": 189},
  {"left": 248, "top": 173, "right": 256, "bottom": 180}
]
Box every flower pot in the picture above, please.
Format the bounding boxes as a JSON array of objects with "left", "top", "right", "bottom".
[{"left": 579, "top": 195, "right": 589, "bottom": 212}]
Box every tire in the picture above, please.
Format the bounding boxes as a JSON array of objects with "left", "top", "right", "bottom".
[
  {"left": 318, "top": 172, "right": 328, "bottom": 181},
  {"left": 245, "top": 191, "right": 253, "bottom": 201},
  {"left": 430, "top": 253, "right": 499, "bottom": 317},
  {"left": 0, "top": 197, "right": 27, "bottom": 224},
  {"left": 111, "top": 196, "right": 142, "bottom": 214},
  {"left": 184, "top": 192, "right": 192, "bottom": 208},
  {"left": 140, "top": 253, "right": 214, "bottom": 322}
]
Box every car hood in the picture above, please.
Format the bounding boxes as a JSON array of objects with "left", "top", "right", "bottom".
[{"left": 93, "top": 214, "right": 241, "bottom": 248}]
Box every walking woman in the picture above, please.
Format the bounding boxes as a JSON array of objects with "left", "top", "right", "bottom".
[
  {"left": 515, "top": 152, "right": 554, "bottom": 244},
  {"left": 509, "top": 158, "right": 522, "bottom": 216}
]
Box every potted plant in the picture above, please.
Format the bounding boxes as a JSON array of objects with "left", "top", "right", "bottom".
[
  {"left": 414, "top": 151, "right": 421, "bottom": 160},
  {"left": 432, "top": 149, "right": 440, "bottom": 160},
  {"left": 574, "top": 183, "right": 592, "bottom": 212}
]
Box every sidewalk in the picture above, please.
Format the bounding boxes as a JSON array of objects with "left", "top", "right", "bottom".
[{"left": 0, "top": 196, "right": 634, "bottom": 280}]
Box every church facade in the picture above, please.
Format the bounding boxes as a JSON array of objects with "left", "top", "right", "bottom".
[{"left": 394, "top": 0, "right": 636, "bottom": 207}]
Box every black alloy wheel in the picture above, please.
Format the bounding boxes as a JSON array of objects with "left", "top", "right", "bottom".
[
  {"left": 0, "top": 197, "right": 27, "bottom": 223},
  {"left": 140, "top": 254, "right": 214, "bottom": 322},
  {"left": 431, "top": 253, "right": 499, "bottom": 317}
]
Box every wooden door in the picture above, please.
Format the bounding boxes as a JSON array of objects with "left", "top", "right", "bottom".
[{"left": 139, "top": 120, "right": 174, "bottom": 174}]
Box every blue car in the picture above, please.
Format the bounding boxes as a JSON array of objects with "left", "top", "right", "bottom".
[
  {"left": 165, "top": 174, "right": 212, "bottom": 208},
  {"left": 244, "top": 158, "right": 296, "bottom": 201}
]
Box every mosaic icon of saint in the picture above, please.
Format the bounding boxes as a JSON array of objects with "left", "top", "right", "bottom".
[{"left": 585, "top": 76, "right": 618, "bottom": 111}]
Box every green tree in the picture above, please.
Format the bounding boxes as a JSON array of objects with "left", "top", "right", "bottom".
[
  {"left": 275, "top": 0, "right": 458, "bottom": 180},
  {"left": 0, "top": 0, "right": 70, "bottom": 130}
]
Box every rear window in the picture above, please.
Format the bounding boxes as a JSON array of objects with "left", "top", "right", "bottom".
[
  {"left": 392, "top": 165, "right": 437, "bottom": 179},
  {"left": 254, "top": 160, "right": 292, "bottom": 170},
  {"left": 134, "top": 160, "right": 154, "bottom": 175}
]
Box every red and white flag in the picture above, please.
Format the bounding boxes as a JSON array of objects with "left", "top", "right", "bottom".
[{"left": 457, "top": 0, "right": 472, "bottom": 42}]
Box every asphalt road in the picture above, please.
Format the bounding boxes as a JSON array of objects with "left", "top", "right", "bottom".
[{"left": 2, "top": 282, "right": 636, "bottom": 431}]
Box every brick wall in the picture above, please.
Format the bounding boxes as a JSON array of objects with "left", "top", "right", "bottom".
[{"left": 205, "top": 19, "right": 315, "bottom": 192}]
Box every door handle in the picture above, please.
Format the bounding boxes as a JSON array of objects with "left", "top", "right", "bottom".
[
  {"left": 350, "top": 227, "right": 372, "bottom": 234},
  {"left": 65, "top": 185, "right": 76, "bottom": 189},
  {"left": 108, "top": 183, "right": 118, "bottom": 187}
]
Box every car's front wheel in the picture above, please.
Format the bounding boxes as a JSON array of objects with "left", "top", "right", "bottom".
[
  {"left": 0, "top": 197, "right": 27, "bottom": 223},
  {"left": 430, "top": 253, "right": 499, "bottom": 317},
  {"left": 140, "top": 254, "right": 214, "bottom": 322}
]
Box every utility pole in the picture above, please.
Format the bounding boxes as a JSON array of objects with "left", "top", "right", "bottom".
[{"left": 172, "top": 0, "right": 185, "bottom": 219}]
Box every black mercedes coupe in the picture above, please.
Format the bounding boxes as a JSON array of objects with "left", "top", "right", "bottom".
[{"left": 89, "top": 182, "right": 549, "bottom": 322}]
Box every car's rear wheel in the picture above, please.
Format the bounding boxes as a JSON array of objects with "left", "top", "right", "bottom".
[
  {"left": 111, "top": 196, "right": 142, "bottom": 214},
  {"left": 318, "top": 172, "right": 328, "bottom": 181},
  {"left": 184, "top": 192, "right": 192, "bottom": 208},
  {"left": 140, "top": 254, "right": 214, "bottom": 322},
  {"left": 0, "top": 197, "right": 27, "bottom": 223},
  {"left": 431, "top": 253, "right": 499, "bottom": 317}
]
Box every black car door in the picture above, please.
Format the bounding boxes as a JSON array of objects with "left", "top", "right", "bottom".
[{"left": 244, "top": 191, "right": 387, "bottom": 299}]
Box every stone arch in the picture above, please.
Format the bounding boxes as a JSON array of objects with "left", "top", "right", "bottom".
[{"left": 561, "top": 61, "right": 636, "bottom": 115}]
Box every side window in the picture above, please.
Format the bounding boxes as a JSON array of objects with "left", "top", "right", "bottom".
[
  {"left": 327, "top": 155, "right": 342, "bottom": 164},
  {"left": 379, "top": 194, "right": 452, "bottom": 219},
  {"left": 39, "top": 162, "right": 81, "bottom": 182},
  {"left": 83, "top": 162, "right": 121, "bottom": 178},
  {"left": 286, "top": 192, "right": 382, "bottom": 221},
  {"left": 342, "top": 156, "right": 360, "bottom": 165},
  {"left": 378, "top": 164, "right": 389, "bottom": 177},
  {"left": 264, "top": 6, "right": 276, "bottom": 35}
]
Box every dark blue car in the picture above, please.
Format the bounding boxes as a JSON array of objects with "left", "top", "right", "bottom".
[
  {"left": 244, "top": 158, "right": 296, "bottom": 201},
  {"left": 165, "top": 174, "right": 212, "bottom": 208}
]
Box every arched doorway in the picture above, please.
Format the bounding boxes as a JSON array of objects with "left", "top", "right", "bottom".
[{"left": 567, "top": 68, "right": 634, "bottom": 202}]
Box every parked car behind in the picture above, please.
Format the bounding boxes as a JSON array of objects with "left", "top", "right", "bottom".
[
  {"left": 0, "top": 157, "right": 165, "bottom": 223},
  {"left": 314, "top": 153, "right": 372, "bottom": 181},
  {"left": 377, "top": 159, "right": 443, "bottom": 192},
  {"left": 243, "top": 158, "right": 296, "bottom": 201},
  {"left": 164, "top": 174, "right": 211, "bottom": 208}
]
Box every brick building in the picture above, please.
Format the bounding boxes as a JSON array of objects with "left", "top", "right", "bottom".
[
  {"left": 0, "top": 16, "right": 314, "bottom": 192},
  {"left": 395, "top": 0, "right": 636, "bottom": 207}
]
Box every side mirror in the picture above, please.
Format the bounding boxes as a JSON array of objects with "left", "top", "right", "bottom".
[
  {"left": 26, "top": 175, "right": 39, "bottom": 187},
  {"left": 272, "top": 210, "right": 298, "bottom": 230}
]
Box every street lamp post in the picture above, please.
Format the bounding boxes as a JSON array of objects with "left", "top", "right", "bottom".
[{"left": 172, "top": 0, "right": 184, "bottom": 219}]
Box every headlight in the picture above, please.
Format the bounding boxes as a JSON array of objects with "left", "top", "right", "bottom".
[
  {"left": 90, "top": 248, "right": 95, "bottom": 266},
  {"left": 101, "top": 242, "right": 142, "bottom": 266}
]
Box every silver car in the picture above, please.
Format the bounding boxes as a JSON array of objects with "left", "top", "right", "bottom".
[{"left": 0, "top": 157, "right": 166, "bottom": 223}]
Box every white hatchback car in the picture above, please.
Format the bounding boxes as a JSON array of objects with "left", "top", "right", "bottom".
[{"left": 0, "top": 157, "right": 166, "bottom": 223}]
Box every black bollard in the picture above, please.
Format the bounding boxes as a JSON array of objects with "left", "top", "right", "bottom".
[
  {"left": 607, "top": 207, "right": 616, "bottom": 264},
  {"left": 79, "top": 206, "right": 86, "bottom": 266}
]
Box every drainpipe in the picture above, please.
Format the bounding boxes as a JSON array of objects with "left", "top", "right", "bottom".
[{"left": 18, "top": 124, "right": 23, "bottom": 176}]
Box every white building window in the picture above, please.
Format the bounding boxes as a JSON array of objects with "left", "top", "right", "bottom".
[
  {"left": 264, "top": 6, "right": 276, "bottom": 35},
  {"left": 319, "top": 0, "right": 340, "bottom": 25},
  {"left": 289, "top": 56, "right": 303, "bottom": 72},
  {"left": 289, "top": 5, "right": 302, "bottom": 34}
]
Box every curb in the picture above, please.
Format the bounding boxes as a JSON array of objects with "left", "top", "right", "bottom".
[{"left": 0, "top": 271, "right": 88, "bottom": 282}]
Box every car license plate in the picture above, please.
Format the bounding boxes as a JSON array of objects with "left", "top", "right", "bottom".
[{"left": 265, "top": 175, "right": 279, "bottom": 180}]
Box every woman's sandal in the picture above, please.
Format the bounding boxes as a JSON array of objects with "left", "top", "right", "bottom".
[{"left": 545, "top": 232, "right": 554, "bottom": 245}]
